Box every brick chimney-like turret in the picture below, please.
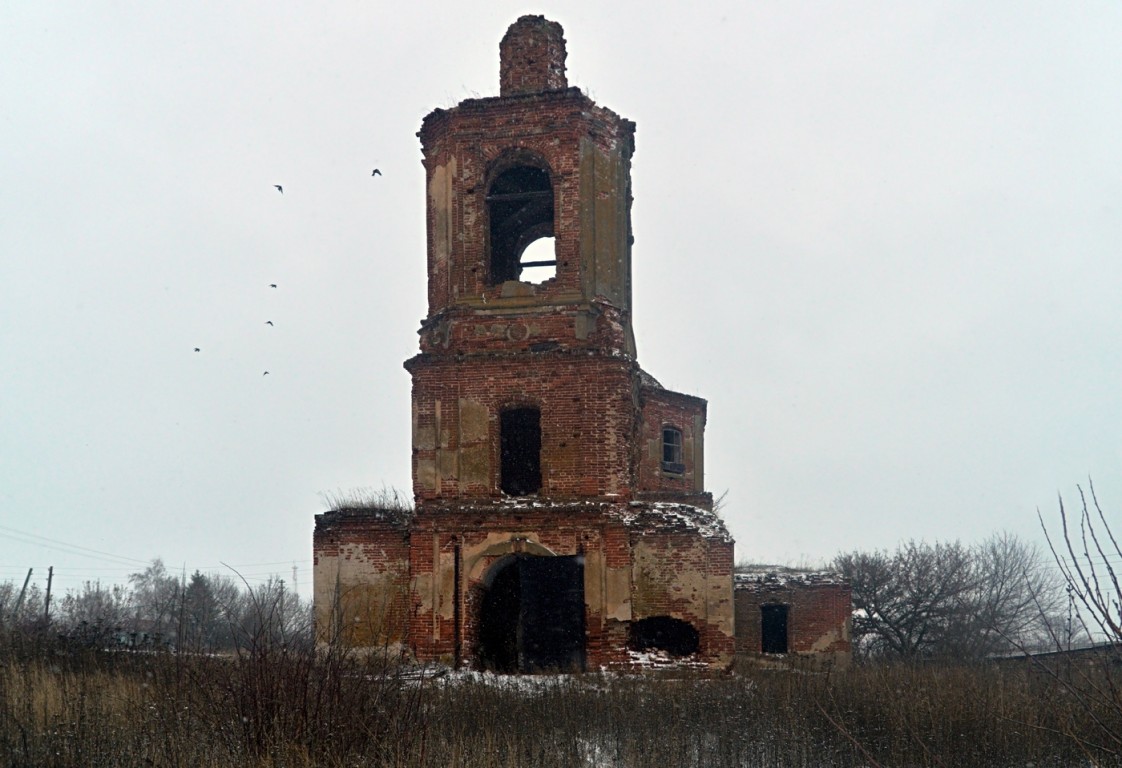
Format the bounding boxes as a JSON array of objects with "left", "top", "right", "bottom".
[{"left": 499, "top": 15, "right": 567, "bottom": 96}]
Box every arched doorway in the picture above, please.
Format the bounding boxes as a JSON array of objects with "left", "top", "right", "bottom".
[{"left": 478, "top": 554, "right": 586, "bottom": 673}]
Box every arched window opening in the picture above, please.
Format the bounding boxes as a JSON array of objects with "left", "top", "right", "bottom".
[
  {"left": 629, "top": 616, "right": 700, "bottom": 657},
  {"left": 761, "top": 604, "right": 789, "bottom": 654},
  {"left": 662, "top": 427, "right": 684, "bottom": 474},
  {"left": 519, "top": 236, "right": 557, "bottom": 283},
  {"left": 501, "top": 407, "right": 541, "bottom": 496},
  {"left": 487, "top": 165, "right": 554, "bottom": 284}
]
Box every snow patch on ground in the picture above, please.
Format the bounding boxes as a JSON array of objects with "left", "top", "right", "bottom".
[{"left": 624, "top": 648, "right": 709, "bottom": 671}]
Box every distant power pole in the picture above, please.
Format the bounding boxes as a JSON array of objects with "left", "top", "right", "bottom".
[
  {"left": 292, "top": 563, "right": 298, "bottom": 594},
  {"left": 12, "top": 568, "right": 32, "bottom": 623},
  {"left": 43, "top": 566, "right": 54, "bottom": 625}
]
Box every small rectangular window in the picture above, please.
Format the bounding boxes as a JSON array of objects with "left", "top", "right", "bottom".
[
  {"left": 501, "top": 407, "right": 542, "bottom": 496},
  {"left": 661, "top": 427, "right": 684, "bottom": 474}
]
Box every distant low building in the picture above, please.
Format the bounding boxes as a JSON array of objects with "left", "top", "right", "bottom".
[
  {"left": 734, "top": 566, "right": 851, "bottom": 667},
  {"left": 993, "top": 641, "right": 1122, "bottom": 673}
]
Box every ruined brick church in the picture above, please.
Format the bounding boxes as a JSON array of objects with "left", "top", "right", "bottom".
[{"left": 313, "top": 16, "right": 849, "bottom": 671}]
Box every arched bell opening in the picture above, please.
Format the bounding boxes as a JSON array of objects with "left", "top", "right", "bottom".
[{"left": 487, "top": 160, "right": 555, "bottom": 285}]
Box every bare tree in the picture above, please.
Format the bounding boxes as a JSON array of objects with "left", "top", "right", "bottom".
[
  {"left": 223, "top": 572, "right": 312, "bottom": 653},
  {"left": 837, "top": 534, "right": 1062, "bottom": 660},
  {"left": 0, "top": 580, "right": 45, "bottom": 632},
  {"left": 127, "top": 558, "right": 181, "bottom": 647},
  {"left": 946, "top": 532, "right": 1066, "bottom": 658},
  {"left": 837, "top": 540, "right": 977, "bottom": 659},
  {"left": 57, "top": 581, "right": 132, "bottom": 647}
]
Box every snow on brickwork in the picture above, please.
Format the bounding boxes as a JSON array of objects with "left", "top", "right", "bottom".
[
  {"left": 734, "top": 566, "right": 848, "bottom": 588},
  {"left": 615, "top": 501, "right": 732, "bottom": 543}
]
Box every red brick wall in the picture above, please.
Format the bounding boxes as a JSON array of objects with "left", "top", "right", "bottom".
[
  {"left": 312, "top": 511, "right": 412, "bottom": 647},
  {"left": 408, "top": 354, "right": 637, "bottom": 501},
  {"left": 314, "top": 503, "right": 736, "bottom": 669},
  {"left": 406, "top": 505, "right": 615, "bottom": 665},
  {"left": 636, "top": 386, "right": 707, "bottom": 499},
  {"left": 417, "top": 303, "right": 631, "bottom": 357},
  {"left": 418, "top": 90, "right": 634, "bottom": 325},
  {"left": 314, "top": 17, "right": 742, "bottom": 671},
  {"left": 630, "top": 530, "right": 735, "bottom": 662},
  {"left": 734, "top": 578, "right": 851, "bottom": 661}
]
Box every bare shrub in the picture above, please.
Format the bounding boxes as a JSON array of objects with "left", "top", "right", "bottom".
[{"left": 1035, "top": 482, "right": 1122, "bottom": 755}]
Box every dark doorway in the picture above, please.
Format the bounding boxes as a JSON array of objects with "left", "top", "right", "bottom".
[
  {"left": 478, "top": 554, "right": 586, "bottom": 673},
  {"left": 761, "top": 604, "right": 789, "bottom": 654},
  {"left": 629, "top": 616, "right": 700, "bottom": 657},
  {"left": 478, "top": 558, "right": 521, "bottom": 671},
  {"left": 500, "top": 408, "right": 541, "bottom": 496}
]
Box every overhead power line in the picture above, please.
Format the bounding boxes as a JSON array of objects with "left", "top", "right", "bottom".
[{"left": 0, "top": 524, "right": 150, "bottom": 567}]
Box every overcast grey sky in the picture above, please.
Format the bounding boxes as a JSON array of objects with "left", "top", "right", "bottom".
[{"left": 3, "top": 1, "right": 1121, "bottom": 598}]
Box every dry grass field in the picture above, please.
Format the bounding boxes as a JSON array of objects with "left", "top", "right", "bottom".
[{"left": 1, "top": 631, "right": 1118, "bottom": 768}]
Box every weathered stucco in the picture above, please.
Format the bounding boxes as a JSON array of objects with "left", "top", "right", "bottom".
[{"left": 313, "top": 512, "right": 412, "bottom": 649}]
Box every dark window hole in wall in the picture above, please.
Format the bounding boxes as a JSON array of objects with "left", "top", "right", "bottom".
[
  {"left": 629, "top": 616, "right": 700, "bottom": 657},
  {"left": 662, "top": 427, "right": 684, "bottom": 474},
  {"left": 761, "top": 604, "right": 789, "bottom": 654},
  {"left": 501, "top": 407, "right": 541, "bottom": 496}
]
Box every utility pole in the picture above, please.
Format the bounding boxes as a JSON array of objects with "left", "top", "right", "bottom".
[
  {"left": 43, "top": 566, "right": 53, "bottom": 625},
  {"left": 12, "top": 568, "right": 32, "bottom": 623}
]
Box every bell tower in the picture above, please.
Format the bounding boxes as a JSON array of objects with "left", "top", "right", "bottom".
[
  {"left": 417, "top": 15, "right": 634, "bottom": 348},
  {"left": 407, "top": 15, "right": 645, "bottom": 503}
]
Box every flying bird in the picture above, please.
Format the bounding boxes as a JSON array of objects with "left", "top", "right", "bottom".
[
  {"left": 263, "top": 371, "right": 270, "bottom": 376},
  {"left": 269, "top": 283, "right": 277, "bottom": 288},
  {"left": 274, "top": 185, "right": 283, "bottom": 194},
  {"left": 371, "top": 169, "right": 381, "bottom": 176},
  {"left": 265, "top": 321, "right": 274, "bottom": 326},
  {"left": 194, "top": 347, "right": 200, "bottom": 352}
]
